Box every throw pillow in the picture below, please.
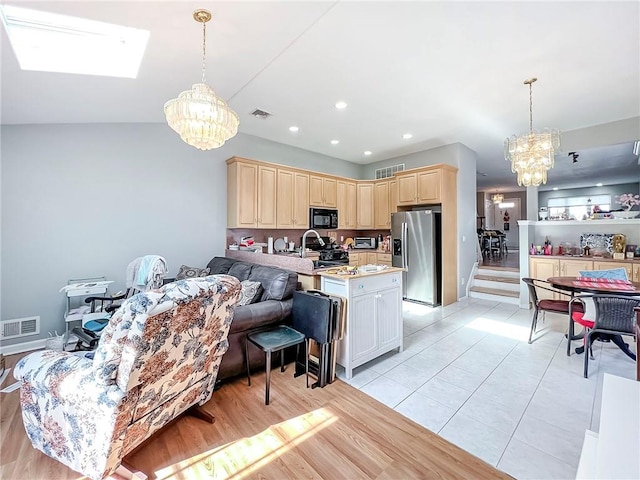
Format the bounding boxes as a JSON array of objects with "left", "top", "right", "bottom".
[
  {"left": 175, "top": 265, "right": 210, "bottom": 280},
  {"left": 238, "top": 280, "right": 263, "bottom": 306}
]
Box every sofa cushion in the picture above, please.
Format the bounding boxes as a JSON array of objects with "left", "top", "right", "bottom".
[
  {"left": 238, "top": 280, "right": 263, "bottom": 306},
  {"left": 175, "top": 264, "right": 210, "bottom": 280},
  {"left": 228, "top": 262, "right": 253, "bottom": 281},
  {"left": 206, "top": 257, "right": 237, "bottom": 275},
  {"left": 248, "top": 264, "right": 297, "bottom": 301}
]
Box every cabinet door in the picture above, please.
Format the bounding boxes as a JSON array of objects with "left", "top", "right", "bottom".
[
  {"left": 232, "top": 162, "right": 258, "bottom": 227},
  {"left": 374, "top": 181, "right": 390, "bottom": 229},
  {"left": 389, "top": 179, "right": 398, "bottom": 215},
  {"left": 350, "top": 293, "right": 378, "bottom": 362},
  {"left": 257, "top": 166, "right": 277, "bottom": 228},
  {"left": 337, "top": 180, "right": 348, "bottom": 228},
  {"left": 377, "top": 253, "right": 392, "bottom": 266},
  {"left": 349, "top": 253, "right": 360, "bottom": 266},
  {"left": 323, "top": 178, "right": 337, "bottom": 208},
  {"left": 366, "top": 252, "right": 377, "bottom": 265},
  {"left": 560, "top": 259, "right": 592, "bottom": 276},
  {"left": 357, "top": 183, "right": 374, "bottom": 229},
  {"left": 417, "top": 170, "right": 441, "bottom": 204},
  {"left": 593, "top": 261, "right": 632, "bottom": 280},
  {"left": 309, "top": 175, "right": 324, "bottom": 206},
  {"left": 377, "top": 287, "right": 402, "bottom": 351},
  {"left": 276, "top": 169, "right": 295, "bottom": 228},
  {"left": 396, "top": 173, "right": 417, "bottom": 205},
  {"left": 293, "top": 172, "right": 310, "bottom": 228},
  {"left": 529, "top": 257, "right": 559, "bottom": 300},
  {"left": 633, "top": 264, "right": 640, "bottom": 283},
  {"left": 346, "top": 182, "right": 357, "bottom": 228}
]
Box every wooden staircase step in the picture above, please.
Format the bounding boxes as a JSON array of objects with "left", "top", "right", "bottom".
[
  {"left": 474, "top": 275, "right": 520, "bottom": 284},
  {"left": 478, "top": 266, "right": 520, "bottom": 273},
  {"left": 469, "top": 286, "right": 520, "bottom": 298}
]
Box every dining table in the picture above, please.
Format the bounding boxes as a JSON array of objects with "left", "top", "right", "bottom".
[{"left": 547, "top": 276, "right": 640, "bottom": 359}]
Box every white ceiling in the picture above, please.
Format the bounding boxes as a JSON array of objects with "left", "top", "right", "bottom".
[{"left": 2, "top": 1, "right": 639, "bottom": 191}]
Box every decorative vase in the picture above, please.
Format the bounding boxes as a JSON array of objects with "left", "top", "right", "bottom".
[{"left": 612, "top": 210, "right": 639, "bottom": 219}]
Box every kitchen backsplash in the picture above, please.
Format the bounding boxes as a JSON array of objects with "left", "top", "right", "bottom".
[{"left": 227, "top": 228, "right": 390, "bottom": 249}]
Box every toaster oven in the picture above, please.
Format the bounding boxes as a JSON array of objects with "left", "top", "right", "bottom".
[{"left": 353, "top": 237, "right": 377, "bottom": 249}]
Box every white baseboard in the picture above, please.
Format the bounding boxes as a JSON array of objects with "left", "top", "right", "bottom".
[{"left": 0, "top": 338, "right": 46, "bottom": 356}]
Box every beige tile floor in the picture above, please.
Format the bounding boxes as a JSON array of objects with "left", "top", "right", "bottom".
[{"left": 335, "top": 297, "right": 638, "bottom": 480}]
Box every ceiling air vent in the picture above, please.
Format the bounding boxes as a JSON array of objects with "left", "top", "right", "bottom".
[
  {"left": 375, "top": 164, "right": 405, "bottom": 179},
  {"left": 251, "top": 109, "right": 272, "bottom": 119}
]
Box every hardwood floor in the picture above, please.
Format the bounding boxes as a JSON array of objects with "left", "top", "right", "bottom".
[{"left": 1, "top": 353, "right": 511, "bottom": 479}]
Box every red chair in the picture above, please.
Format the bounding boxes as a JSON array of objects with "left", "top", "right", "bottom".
[{"left": 522, "top": 278, "right": 584, "bottom": 344}]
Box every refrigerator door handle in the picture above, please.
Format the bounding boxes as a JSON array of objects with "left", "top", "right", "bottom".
[{"left": 402, "top": 222, "right": 408, "bottom": 270}]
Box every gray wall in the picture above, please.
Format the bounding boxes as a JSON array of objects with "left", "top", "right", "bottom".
[{"left": 0, "top": 123, "right": 358, "bottom": 348}]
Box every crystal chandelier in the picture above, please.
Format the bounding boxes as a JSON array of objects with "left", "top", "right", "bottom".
[
  {"left": 164, "top": 9, "right": 239, "bottom": 150},
  {"left": 492, "top": 193, "right": 504, "bottom": 204},
  {"left": 504, "top": 78, "right": 560, "bottom": 187}
]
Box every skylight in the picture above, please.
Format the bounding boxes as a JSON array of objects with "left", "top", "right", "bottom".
[{"left": 0, "top": 4, "right": 149, "bottom": 78}]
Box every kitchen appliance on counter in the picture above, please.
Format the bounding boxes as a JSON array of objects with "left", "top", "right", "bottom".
[
  {"left": 353, "top": 237, "right": 377, "bottom": 249},
  {"left": 391, "top": 210, "right": 441, "bottom": 305},
  {"left": 309, "top": 208, "right": 338, "bottom": 229}
]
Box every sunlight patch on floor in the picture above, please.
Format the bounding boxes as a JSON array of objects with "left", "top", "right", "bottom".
[
  {"left": 154, "top": 408, "right": 338, "bottom": 479},
  {"left": 465, "top": 317, "right": 529, "bottom": 342}
]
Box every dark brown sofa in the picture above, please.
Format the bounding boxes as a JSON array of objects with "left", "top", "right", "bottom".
[{"left": 206, "top": 257, "right": 298, "bottom": 383}]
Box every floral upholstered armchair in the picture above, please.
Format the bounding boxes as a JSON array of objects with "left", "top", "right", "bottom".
[{"left": 14, "top": 275, "right": 241, "bottom": 480}]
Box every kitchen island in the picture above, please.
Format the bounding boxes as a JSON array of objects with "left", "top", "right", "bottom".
[{"left": 319, "top": 267, "right": 404, "bottom": 379}]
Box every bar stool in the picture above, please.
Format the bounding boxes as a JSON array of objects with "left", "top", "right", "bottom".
[{"left": 245, "top": 325, "right": 306, "bottom": 405}]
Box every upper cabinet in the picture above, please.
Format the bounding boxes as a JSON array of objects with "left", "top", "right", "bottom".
[
  {"left": 338, "top": 180, "right": 357, "bottom": 229},
  {"left": 227, "top": 159, "right": 276, "bottom": 228},
  {"left": 357, "top": 183, "right": 374, "bottom": 229},
  {"left": 397, "top": 169, "right": 442, "bottom": 206},
  {"left": 277, "top": 169, "right": 309, "bottom": 229},
  {"left": 309, "top": 174, "right": 337, "bottom": 208},
  {"left": 374, "top": 180, "right": 391, "bottom": 229}
]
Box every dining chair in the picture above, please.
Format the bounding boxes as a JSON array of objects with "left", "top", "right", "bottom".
[
  {"left": 522, "top": 278, "right": 584, "bottom": 344},
  {"left": 575, "top": 294, "right": 640, "bottom": 378}
]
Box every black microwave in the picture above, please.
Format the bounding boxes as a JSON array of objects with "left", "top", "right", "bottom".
[{"left": 309, "top": 208, "right": 338, "bottom": 229}]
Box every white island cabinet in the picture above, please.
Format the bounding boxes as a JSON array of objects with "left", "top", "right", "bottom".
[{"left": 319, "top": 268, "right": 403, "bottom": 379}]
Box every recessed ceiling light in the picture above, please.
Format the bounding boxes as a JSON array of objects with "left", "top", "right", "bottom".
[
  {"left": 289, "top": 126, "right": 299, "bottom": 132},
  {"left": 596, "top": 183, "right": 603, "bottom": 187},
  {"left": 402, "top": 133, "right": 413, "bottom": 139},
  {"left": 364, "top": 151, "right": 372, "bottom": 156},
  {"left": 0, "top": 4, "right": 149, "bottom": 78},
  {"left": 330, "top": 140, "right": 339, "bottom": 145},
  {"left": 335, "top": 101, "right": 347, "bottom": 110},
  {"left": 553, "top": 187, "right": 558, "bottom": 191}
]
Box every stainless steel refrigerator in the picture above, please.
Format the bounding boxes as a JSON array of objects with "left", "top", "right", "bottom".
[{"left": 391, "top": 210, "right": 441, "bottom": 306}]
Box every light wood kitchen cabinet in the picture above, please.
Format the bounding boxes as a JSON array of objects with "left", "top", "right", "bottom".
[
  {"left": 389, "top": 179, "right": 398, "bottom": 215},
  {"left": 560, "top": 258, "right": 593, "bottom": 276},
  {"left": 529, "top": 257, "right": 560, "bottom": 300},
  {"left": 276, "top": 169, "right": 309, "bottom": 228},
  {"left": 349, "top": 252, "right": 360, "bottom": 266},
  {"left": 309, "top": 174, "right": 337, "bottom": 208},
  {"left": 227, "top": 160, "right": 276, "bottom": 228},
  {"left": 227, "top": 161, "right": 258, "bottom": 228},
  {"left": 593, "top": 261, "right": 633, "bottom": 281},
  {"left": 365, "top": 252, "right": 377, "bottom": 265},
  {"left": 320, "top": 270, "right": 403, "bottom": 379},
  {"left": 396, "top": 169, "right": 442, "bottom": 206},
  {"left": 377, "top": 253, "right": 392, "bottom": 266},
  {"left": 633, "top": 264, "right": 640, "bottom": 283},
  {"left": 374, "top": 181, "right": 391, "bottom": 229},
  {"left": 357, "top": 183, "right": 374, "bottom": 229},
  {"left": 337, "top": 180, "right": 357, "bottom": 229}
]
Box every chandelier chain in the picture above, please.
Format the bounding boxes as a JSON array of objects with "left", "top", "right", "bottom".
[
  {"left": 528, "top": 82, "right": 533, "bottom": 133},
  {"left": 201, "top": 19, "right": 207, "bottom": 84}
]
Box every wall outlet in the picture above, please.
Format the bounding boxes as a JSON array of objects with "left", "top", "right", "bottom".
[{"left": 460, "top": 277, "right": 465, "bottom": 285}]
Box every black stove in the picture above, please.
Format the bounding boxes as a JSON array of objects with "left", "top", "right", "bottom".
[{"left": 302, "top": 236, "right": 349, "bottom": 264}]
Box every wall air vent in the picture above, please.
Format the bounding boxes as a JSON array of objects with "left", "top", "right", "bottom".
[
  {"left": 1, "top": 316, "right": 40, "bottom": 339},
  {"left": 375, "top": 164, "right": 405, "bottom": 179},
  {"left": 251, "top": 109, "right": 272, "bottom": 119}
]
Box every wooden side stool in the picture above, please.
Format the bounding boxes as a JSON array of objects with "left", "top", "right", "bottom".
[{"left": 245, "top": 325, "right": 306, "bottom": 405}]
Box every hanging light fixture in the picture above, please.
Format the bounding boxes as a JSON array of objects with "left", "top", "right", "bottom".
[
  {"left": 164, "top": 9, "right": 239, "bottom": 150},
  {"left": 492, "top": 192, "right": 504, "bottom": 204},
  {"left": 504, "top": 77, "right": 560, "bottom": 187}
]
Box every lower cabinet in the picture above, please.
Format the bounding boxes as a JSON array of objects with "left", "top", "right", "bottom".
[{"left": 320, "top": 270, "right": 403, "bottom": 379}]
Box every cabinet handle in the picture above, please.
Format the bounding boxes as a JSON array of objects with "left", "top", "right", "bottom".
[{"left": 375, "top": 294, "right": 382, "bottom": 299}]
